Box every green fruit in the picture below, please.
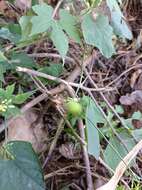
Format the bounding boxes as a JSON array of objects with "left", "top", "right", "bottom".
[{"left": 66, "top": 100, "right": 82, "bottom": 116}]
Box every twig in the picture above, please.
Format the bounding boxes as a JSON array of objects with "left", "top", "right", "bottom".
[
  {"left": 42, "top": 119, "right": 64, "bottom": 168},
  {"left": 76, "top": 163, "right": 109, "bottom": 182},
  {"left": 78, "top": 119, "right": 94, "bottom": 190},
  {"left": 16, "top": 67, "right": 114, "bottom": 92},
  {"left": 30, "top": 75, "right": 48, "bottom": 94},
  {"left": 0, "top": 63, "right": 80, "bottom": 133},
  {"left": 97, "top": 139, "right": 142, "bottom": 190},
  {"left": 44, "top": 164, "right": 75, "bottom": 180},
  {"left": 98, "top": 158, "right": 130, "bottom": 190},
  {"left": 22, "top": 62, "right": 83, "bottom": 111},
  {"left": 52, "top": 0, "right": 63, "bottom": 19},
  {"left": 0, "top": 56, "right": 91, "bottom": 133},
  {"left": 28, "top": 53, "right": 75, "bottom": 63},
  {"left": 106, "top": 64, "right": 142, "bottom": 87}
]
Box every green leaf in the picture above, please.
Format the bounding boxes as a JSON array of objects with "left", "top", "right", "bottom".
[
  {"left": 0, "top": 63, "right": 6, "bottom": 82},
  {"left": 38, "top": 63, "right": 63, "bottom": 85},
  {"left": 106, "top": 0, "right": 133, "bottom": 40},
  {"left": 132, "top": 129, "right": 142, "bottom": 141},
  {"left": 115, "top": 105, "right": 124, "bottom": 114},
  {"left": 6, "top": 84, "right": 15, "bottom": 97},
  {"left": 0, "top": 141, "right": 45, "bottom": 190},
  {"left": 31, "top": 3, "right": 53, "bottom": 35},
  {"left": 0, "top": 51, "right": 7, "bottom": 62},
  {"left": 13, "top": 92, "right": 32, "bottom": 104},
  {"left": 104, "top": 133, "right": 136, "bottom": 170},
  {"left": 132, "top": 111, "right": 142, "bottom": 120},
  {"left": 11, "top": 52, "right": 36, "bottom": 69},
  {"left": 4, "top": 106, "right": 21, "bottom": 118},
  {"left": 0, "top": 88, "right": 6, "bottom": 100},
  {"left": 59, "top": 9, "right": 81, "bottom": 43},
  {"left": 38, "top": 63, "right": 63, "bottom": 77},
  {"left": 82, "top": 14, "right": 115, "bottom": 58},
  {"left": 0, "top": 52, "right": 35, "bottom": 82},
  {"left": 0, "top": 27, "right": 20, "bottom": 43},
  {"left": 32, "top": 0, "right": 39, "bottom": 5},
  {"left": 19, "top": 16, "right": 32, "bottom": 41},
  {"left": 123, "top": 118, "right": 133, "bottom": 129},
  {"left": 51, "top": 21, "right": 68, "bottom": 58},
  {"left": 8, "top": 23, "right": 21, "bottom": 36},
  {"left": 86, "top": 98, "right": 105, "bottom": 159}
]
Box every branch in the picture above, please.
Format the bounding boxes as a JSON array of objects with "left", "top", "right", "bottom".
[
  {"left": 78, "top": 119, "right": 94, "bottom": 190},
  {"left": 97, "top": 139, "right": 142, "bottom": 190},
  {"left": 28, "top": 53, "right": 75, "bottom": 63},
  {"left": 16, "top": 67, "right": 114, "bottom": 92}
]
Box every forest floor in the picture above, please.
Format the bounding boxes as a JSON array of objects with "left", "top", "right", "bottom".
[{"left": 1, "top": 0, "right": 142, "bottom": 190}]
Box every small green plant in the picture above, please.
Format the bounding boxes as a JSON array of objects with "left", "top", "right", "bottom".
[{"left": 0, "top": 84, "right": 32, "bottom": 118}]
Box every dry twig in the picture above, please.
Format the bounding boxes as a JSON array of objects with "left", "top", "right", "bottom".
[
  {"left": 97, "top": 139, "right": 142, "bottom": 190},
  {"left": 78, "top": 119, "right": 94, "bottom": 190},
  {"left": 28, "top": 53, "right": 75, "bottom": 63},
  {"left": 16, "top": 67, "right": 114, "bottom": 92},
  {"left": 42, "top": 118, "right": 64, "bottom": 168}
]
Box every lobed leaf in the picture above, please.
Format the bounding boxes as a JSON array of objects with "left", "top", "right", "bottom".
[
  {"left": 82, "top": 14, "right": 115, "bottom": 58},
  {"left": 107, "top": 0, "right": 133, "bottom": 40},
  {"left": 31, "top": 3, "right": 53, "bottom": 35},
  {"left": 51, "top": 21, "right": 68, "bottom": 58}
]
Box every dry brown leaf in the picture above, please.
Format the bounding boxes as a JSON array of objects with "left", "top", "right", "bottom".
[
  {"left": 8, "top": 109, "right": 47, "bottom": 153},
  {"left": 59, "top": 143, "right": 75, "bottom": 159},
  {"left": 0, "top": 0, "right": 18, "bottom": 19},
  {"left": 0, "top": 0, "right": 7, "bottom": 11},
  {"left": 119, "top": 90, "right": 142, "bottom": 106},
  {"left": 15, "top": 0, "right": 31, "bottom": 10},
  {"left": 93, "top": 1, "right": 111, "bottom": 21},
  {"left": 130, "top": 69, "right": 142, "bottom": 89},
  {"left": 47, "top": 0, "right": 58, "bottom": 6},
  {"left": 132, "top": 119, "right": 142, "bottom": 129},
  {"left": 134, "top": 73, "right": 142, "bottom": 90}
]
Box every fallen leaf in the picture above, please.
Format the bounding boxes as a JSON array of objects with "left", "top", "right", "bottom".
[
  {"left": 132, "top": 120, "right": 142, "bottom": 129},
  {"left": 47, "top": 0, "right": 58, "bottom": 6},
  {"left": 0, "top": 0, "right": 7, "bottom": 11},
  {"left": 133, "top": 72, "right": 142, "bottom": 90},
  {"left": 130, "top": 69, "right": 142, "bottom": 89},
  {"left": 0, "top": 0, "right": 18, "bottom": 19},
  {"left": 15, "top": 0, "right": 31, "bottom": 11},
  {"left": 8, "top": 109, "right": 47, "bottom": 153},
  {"left": 119, "top": 90, "right": 142, "bottom": 106},
  {"left": 59, "top": 143, "right": 75, "bottom": 159}
]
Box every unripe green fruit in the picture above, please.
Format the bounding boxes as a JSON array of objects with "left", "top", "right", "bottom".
[{"left": 66, "top": 100, "right": 82, "bottom": 116}]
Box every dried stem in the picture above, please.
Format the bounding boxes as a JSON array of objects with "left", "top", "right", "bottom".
[
  {"left": 28, "top": 53, "right": 75, "bottom": 63},
  {"left": 78, "top": 119, "right": 94, "bottom": 190},
  {"left": 97, "top": 139, "right": 142, "bottom": 190},
  {"left": 106, "top": 63, "right": 142, "bottom": 88},
  {"left": 52, "top": 0, "right": 63, "bottom": 19},
  {"left": 42, "top": 118, "right": 64, "bottom": 168},
  {"left": 16, "top": 67, "right": 114, "bottom": 92}
]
